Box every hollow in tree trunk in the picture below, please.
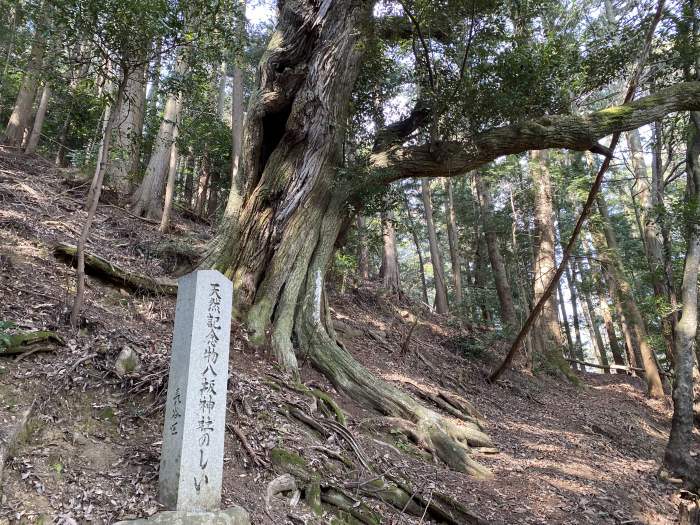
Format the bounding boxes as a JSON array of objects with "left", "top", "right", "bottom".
[{"left": 201, "top": 0, "right": 493, "bottom": 475}]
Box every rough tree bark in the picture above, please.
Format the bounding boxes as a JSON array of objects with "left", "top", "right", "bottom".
[
  {"left": 529, "top": 150, "right": 570, "bottom": 373},
  {"left": 564, "top": 260, "right": 586, "bottom": 365},
  {"left": 202, "top": 1, "right": 493, "bottom": 476},
  {"left": 594, "top": 269, "right": 626, "bottom": 368},
  {"left": 158, "top": 119, "right": 181, "bottom": 232},
  {"left": 422, "top": 179, "right": 449, "bottom": 313},
  {"left": 474, "top": 173, "right": 517, "bottom": 330},
  {"left": 105, "top": 61, "right": 148, "bottom": 194}
]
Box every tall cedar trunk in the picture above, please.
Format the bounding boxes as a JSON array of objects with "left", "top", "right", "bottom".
[
  {"left": 664, "top": 110, "right": 700, "bottom": 486},
  {"left": 24, "top": 83, "right": 50, "bottom": 154},
  {"left": 594, "top": 194, "right": 665, "bottom": 397},
  {"left": 422, "top": 180, "right": 449, "bottom": 313},
  {"left": 131, "top": 57, "right": 184, "bottom": 219},
  {"left": 403, "top": 193, "right": 430, "bottom": 305},
  {"left": 356, "top": 215, "right": 370, "bottom": 281},
  {"left": 627, "top": 130, "right": 676, "bottom": 365},
  {"left": 158, "top": 103, "right": 182, "bottom": 232},
  {"left": 443, "top": 178, "right": 463, "bottom": 304},
  {"left": 105, "top": 61, "right": 148, "bottom": 194},
  {"left": 221, "top": 62, "right": 245, "bottom": 224},
  {"left": 4, "top": 26, "right": 45, "bottom": 146},
  {"left": 529, "top": 150, "right": 569, "bottom": 372},
  {"left": 576, "top": 260, "right": 610, "bottom": 372},
  {"left": 203, "top": 0, "right": 493, "bottom": 476},
  {"left": 182, "top": 155, "right": 193, "bottom": 207},
  {"left": 474, "top": 231, "right": 492, "bottom": 323},
  {"left": 379, "top": 210, "right": 400, "bottom": 292},
  {"left": 474, "top": 173, "right": 517, "bottom": 330}
]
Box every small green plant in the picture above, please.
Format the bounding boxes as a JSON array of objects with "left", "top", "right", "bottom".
[{"left": 0, "top": 320, "right": 17, "bottom": 350}]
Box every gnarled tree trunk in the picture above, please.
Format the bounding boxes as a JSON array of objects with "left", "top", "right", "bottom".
[{"left": 202, "top": 0, "right": 492, "bottom": 476}]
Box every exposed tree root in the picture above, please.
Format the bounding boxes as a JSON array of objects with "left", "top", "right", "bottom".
[
  {"left": 268, "top": 374, "right": 347, "bottom": 425},
  {"left": 0, "top": 330, "right": 64, "bottom": 355},
  {"left": 54, "top": 242, "right": 177, "bottom": 295},
  {"left": 269, "top": 446, "right": 485, "bottom": 525}
]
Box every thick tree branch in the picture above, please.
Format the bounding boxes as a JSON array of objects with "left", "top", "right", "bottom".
[{"left": 371, "top": 81, "right": 700, "bottom": 181}]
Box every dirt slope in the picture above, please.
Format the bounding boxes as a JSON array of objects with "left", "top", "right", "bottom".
[{"left": 0, "top": 147, "right": 691, "bottom": 524}]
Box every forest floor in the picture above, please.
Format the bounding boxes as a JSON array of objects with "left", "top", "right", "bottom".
[{"left": 0, "top": 146, "right": 695, "bottom": 524}]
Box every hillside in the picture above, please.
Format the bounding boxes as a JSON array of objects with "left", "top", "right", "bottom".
[{"left": 0, "top": 146, "right": 690, "bottom": 524}]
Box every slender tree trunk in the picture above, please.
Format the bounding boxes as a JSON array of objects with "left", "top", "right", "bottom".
[
  {"left": 220, "top": 56, "right": 245, "bottom": 228},
  {"left": 194, "top": 154, "right": 211, "bottom": 217},
  {"left": 422, "top": 179, "right": 449, "bottom": 313},
  {"left": 403, "top": 193, "right": 430, "bottom": 305},
  {"left": 557, "top": 280, "right": 575, "bottom": 360},
  {"left": 207, "top": 168, "right": 221, "bottom": 217},
  {"left": 70, "top": 79, "right": 126, "bottom": 328},
  {"left": 158, "top": 102, "right": 182, "bottom": 232},
  {"left": 594, "top": 194, "right": 665, "bottom": 397},
  {"left": 564, "top": 261, "right": 586, "bottom": 366},
  {"left": 590, "top": 259, "right": 627, "bottom": 368},
  {"left": 474, "top": 173, "right": 517, "bottom": 330},
  {"left": 183, "top": 155, "right": 194, "bottom": 207},
  {"left": 356, "top": 215, "right": 370, "bottom": 281},
  {"left": 24, "top": 83, "right": 50, "bottom": 154},
  {"left": 664, "top": 109, "right": 700, "bottom": 486},
  {"left": 4, "top": 27, "right": 45, "bottom": 146},
  {"left": 131, "top": 57, "right": 184, "bottom": 219},
  {"left": 530, "top": 150, "right": 569, "bottom": 372},
  {"left": 627, "top": 129, "right": 676, "bottom": 365},
  {"left": 576, "top": 260, "right": 610, "bottom": 372},
  {"left": 379, "top": 210, "right": 400, "bottom": 292},
  {"left": 443, "top": 178, "right": 463, "bottom": 304}
]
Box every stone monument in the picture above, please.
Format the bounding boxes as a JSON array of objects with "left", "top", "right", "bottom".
[{"left": 158, "top": 270, "right": 233, "bottom": 511}]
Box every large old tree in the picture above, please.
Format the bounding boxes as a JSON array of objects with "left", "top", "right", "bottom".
[{"left": 202, "top": 0, "right": 700, "bottom": 474}]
